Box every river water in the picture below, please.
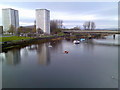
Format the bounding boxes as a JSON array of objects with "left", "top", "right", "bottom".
[{"left": 1, "top": 34, "right": 119, "bottom": 88}]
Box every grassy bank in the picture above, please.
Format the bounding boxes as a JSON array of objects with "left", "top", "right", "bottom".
[
  {"left": 1, "top": 36, "right": 33, "bottom": 42},
  {"left": 1, "top": 33, "right": 65, "bottom": 42},
  {"left": 1, "top": 35, "right": 64, "bottom": 52}
]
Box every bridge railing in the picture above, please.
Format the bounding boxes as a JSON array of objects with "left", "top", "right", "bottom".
[{"left": 62, "top": 30, "right": 120, "bottom": 34}]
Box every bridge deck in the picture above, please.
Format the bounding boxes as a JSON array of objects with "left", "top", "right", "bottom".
[{"left": 62, "top": 30, "right": 120, "bottom": 34}]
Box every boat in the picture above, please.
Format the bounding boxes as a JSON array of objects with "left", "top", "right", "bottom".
[
  {"left": 64, "top": 51, "right": 69, "bottom": 54},
  {"left": 48, "top": 45, "right": 52, "bottom": 47},
  {"left": 73, "top": 40, "right": 80, "bottom": 44},
  {"left": 48, "top": 44, "right": 52, "bottom": 47},
  {"left": 80, "top": 38, "right": 85, "bottom": 41}
]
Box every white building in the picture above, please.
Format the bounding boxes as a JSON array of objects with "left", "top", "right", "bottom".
[
  {"left": 36, "top": 9, "right": 50, "bottom": 34},
  {"left": 2, "top": 8, "right": 19, "bottom": 32}
]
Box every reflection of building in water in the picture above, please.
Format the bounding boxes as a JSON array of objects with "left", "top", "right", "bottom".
[
  {"left": 37, "top": 43, "right": 50, "bottom": 65},
  {"left": 5, "top": 49, "right": 21, "bottom": 65},
  {"left": 28, "top": 45, "right": 38, "bottom": 51},
  {"left": 49, "top": 40, "right": 63, "bottom": 53},
  {"left": 21, "top": 47, "right": 29, "bottom": 57}
]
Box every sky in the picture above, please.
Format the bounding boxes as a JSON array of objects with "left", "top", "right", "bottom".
[{"left": 0, "top": 2, "right": 118, "bottom": 29}]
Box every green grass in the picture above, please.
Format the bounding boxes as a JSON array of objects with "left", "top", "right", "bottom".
[
  {"left": 41, "top": 35, "right": 50, "bottom": 38},
  {"left": 1, "top": 33, "right": 66, "bottom": 43},
  {"left": 1, "top": 36, "right": 33, "bottom": 42},
  {"left": 57, "top": 32, "right": 65, "bottom": 36}
]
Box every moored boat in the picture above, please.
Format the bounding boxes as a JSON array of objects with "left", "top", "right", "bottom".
[{"left": 73, "top": 40, "right": 80, "bottom": 44}]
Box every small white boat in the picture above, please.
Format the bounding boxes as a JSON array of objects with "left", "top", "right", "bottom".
[
  {"left": 48, "top": 45, "right": 52, "bottom": 47},
  {"left": 73, "top": 40, "right": 80, "bottom": 44}
]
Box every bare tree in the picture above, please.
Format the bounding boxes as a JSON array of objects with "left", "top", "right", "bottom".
[
  {"left": 50, "top": 20, "right": 63, "bottom": 34},
  {"left": 83, "top": 21, "right": 96, "bottom": 30},
  {"left": 83, "top": 22, "right": 90, "bottom": 30},
  {"left": 50, "top": 20, "right": 58, "bottom": 32},
  {"left": 18, "top": 26, "right": 32, "bottom": 37},
  {"left": 91, "top": 21, "right": 96, "bottom": 30},
  {"left": 87, "top": 21, "right": 91, "bottom": 30},
  {"left": 83, "top": 23, "right": 87, "bottom": 30}
]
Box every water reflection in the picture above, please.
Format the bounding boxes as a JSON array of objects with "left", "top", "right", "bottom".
[
  {"left": 36, "top": 43, "right": 50, "bottom": 65},
  {"left": 5, "top": 49, "right": 21, "bottom": 65},
  {"left": 28, "top": 45, "right": 38, "bottom": 51},
  {"left": 2, "top": 36, "right": 118, "bottom": 88},
  {"left": 92, "top": 34, "right": 120, "bottom": 46},
  {"left": 83, "top": 40, "right": 95, "bottom": 52},
  {"left": 49, "top": 40, "right": 63, "bottom": 53},
  {"left": 20, "top": 43, "right": 51, "bottom": 66},
  {"left": 21, "top": 47, "right": 29, "bottom": 57}
]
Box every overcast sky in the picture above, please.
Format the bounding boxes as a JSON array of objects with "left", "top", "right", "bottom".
[{"left": 0, "top": 2, "right": 118, "bottom": 29}]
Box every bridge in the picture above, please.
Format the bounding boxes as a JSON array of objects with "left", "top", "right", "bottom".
[
  {"left": 62, "top": 30, "right": 120, "bottom": 34},
  {"left": 62, "top": 30, "right": 120, "bottom": 39}
]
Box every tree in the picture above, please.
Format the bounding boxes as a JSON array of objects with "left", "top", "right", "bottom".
[
  {"left": 83, "top": 21, "right": 96, "bottom": 30},
  {"left": 25, "top": 27, "right": 32, "bottom": 33},
  {"left": 50, "top": 20, "right": 63, "bottom": 34},
  {"left": 18, "top": 26, "right": 32, "bottom": 37},
  {"left": 7, "top": 25, "right": 15, "bottom": 35},
  {"left": 91, "top": 21, "right": 96, "bottom": 30},
  {"left": 87, "top": 21, "right": 91, "bottom": 30},
  {"left": 50, "top": 20, "right": 58, "bottom": 33},
  {"left": 83, "top": 23, "right": 87, "bottom": 30},
  {"left": 18, "top": 26, "right": 24, "bottom": 33},
  {"left": 32, "top": 25, "right": 36, "bottom": 33}
]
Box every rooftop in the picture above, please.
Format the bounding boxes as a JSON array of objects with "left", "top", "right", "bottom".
[
  {"left": 2, "top": 8, "right": 18, "bottom": 11},
  {"left": 36, "top": 9, "right": 50, "bottom": 11}
]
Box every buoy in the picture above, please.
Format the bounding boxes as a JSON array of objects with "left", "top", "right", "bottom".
[{"left": 64, "top": 51, "right": 69, "bottom": 54}]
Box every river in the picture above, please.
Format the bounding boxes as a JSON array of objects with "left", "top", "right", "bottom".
[{"left": 0, "top": 34, "right": 119, "bottom": 88}]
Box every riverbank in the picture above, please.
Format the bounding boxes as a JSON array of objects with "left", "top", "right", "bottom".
[
  {"left": 1, "top": 33, "right": 110, "bottom": 52},
  {"left": 1, "top": 35, "right": 64, "bottom": 52},
  {"left": 1, "top": 36, "right": 32, "bottom": 42}
]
